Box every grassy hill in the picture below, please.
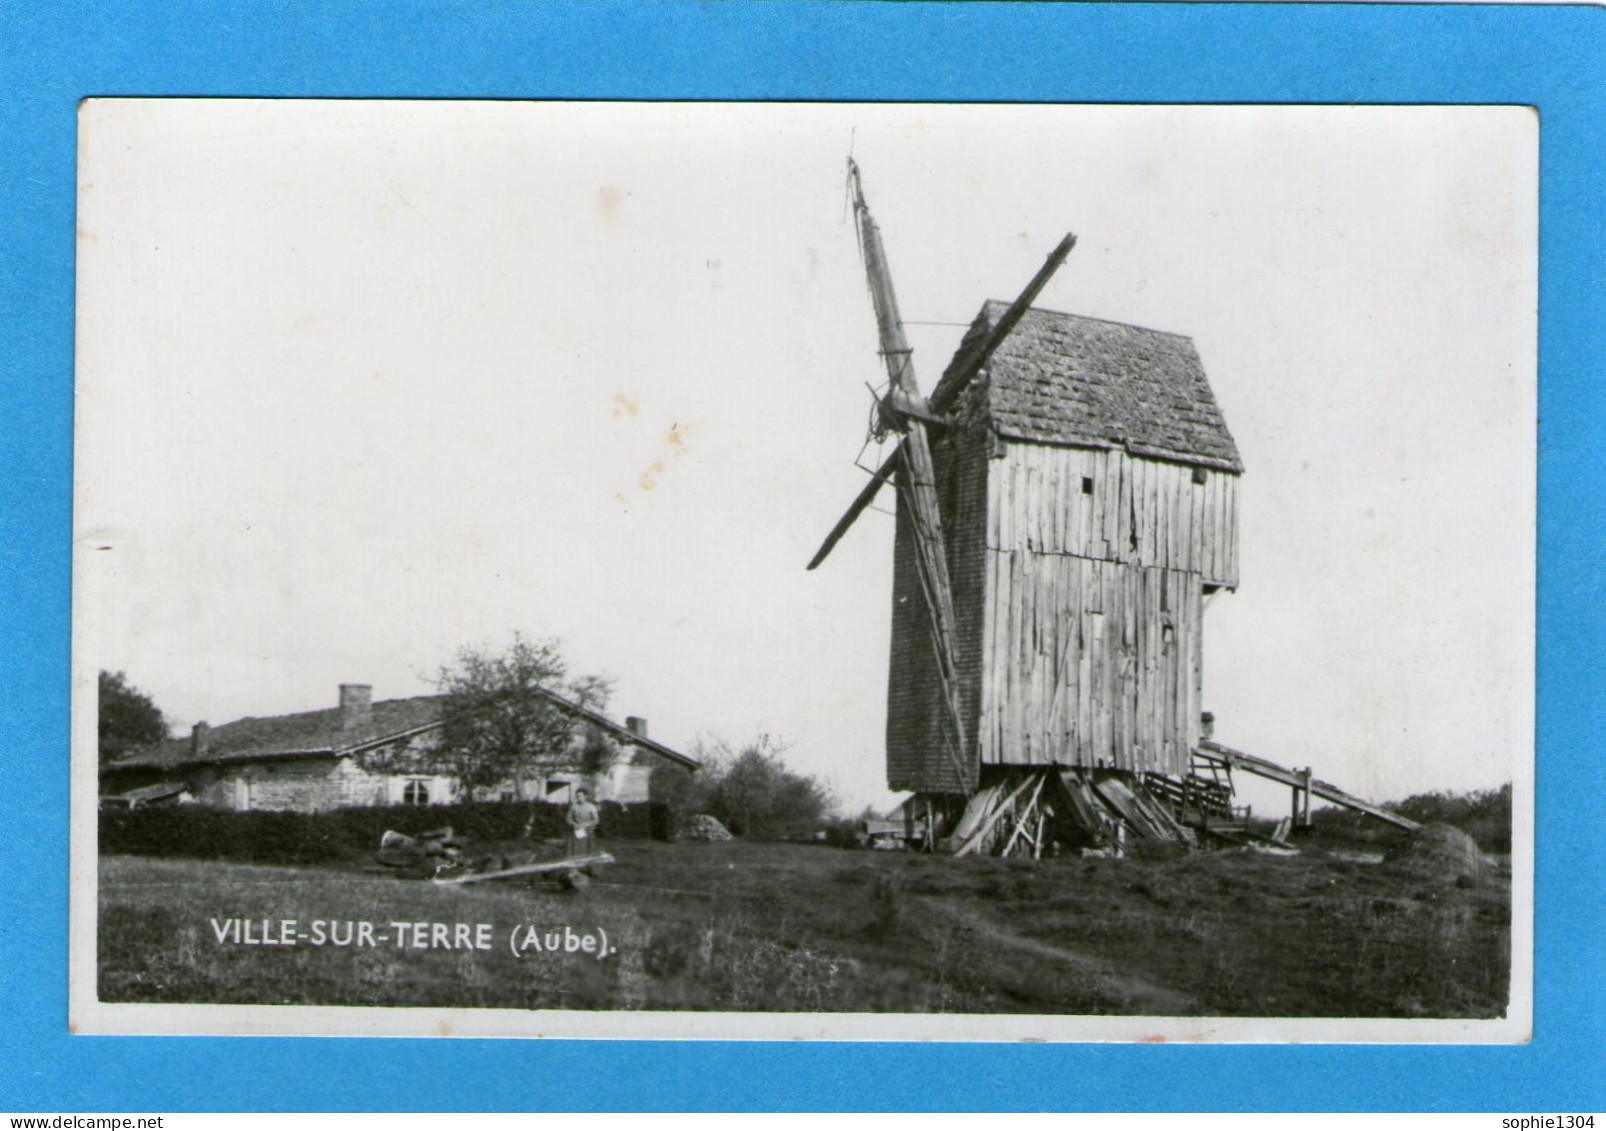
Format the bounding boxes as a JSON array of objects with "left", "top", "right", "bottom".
[{"left": 98, "top": 834, "right": 1509, "bottom": 1018}]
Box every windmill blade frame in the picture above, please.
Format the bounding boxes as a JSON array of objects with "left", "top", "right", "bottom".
[{"left": 806, "top": 446, "right": 900, "bottom": 571}]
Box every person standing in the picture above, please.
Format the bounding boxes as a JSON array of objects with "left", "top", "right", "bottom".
[{"left": 567, "top": 787, "right": 600, "bottom": 858}]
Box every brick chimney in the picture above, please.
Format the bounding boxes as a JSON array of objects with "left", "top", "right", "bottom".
[
  {"left": 190, "top": 721, "right": 210, "bottom": 759},
  {"left": 340, "top": 684, "right": 373, "bottom": 733},
  {"left": 625, "top": 716, "right": 648, "bottom": 741}
]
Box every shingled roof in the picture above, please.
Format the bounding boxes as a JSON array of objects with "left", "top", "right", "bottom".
[
  {"left": 107, "top": 691, "right": 699, "bottom": 772},
  {"left": 931, "top": 302, "right": 1242, "bottom": 472},
  {"left": 107, "top": 695, "right": 446, "bottom": 771}
]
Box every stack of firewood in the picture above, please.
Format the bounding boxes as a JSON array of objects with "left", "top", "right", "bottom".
[{"left": 682, "top": 814, "right": 735, "bottom": 842}]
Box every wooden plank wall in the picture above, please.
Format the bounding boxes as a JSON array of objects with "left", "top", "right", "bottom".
[
  {"left": 987, "top": 442, "right": 1239, "bottom": 587},
  {"left": 976, "top": 553, "right": 1200, "bottom": 775},
  {"left": 976, "top": 440, "right": 1234, "bottom": 776},
  {"left": 887, "top": 432, "right": 1239, "bottom": 789}
]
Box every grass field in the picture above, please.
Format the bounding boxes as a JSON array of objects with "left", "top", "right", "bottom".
[{"left": 99, "top": 833, "right": 1510, "bottom": 1017}]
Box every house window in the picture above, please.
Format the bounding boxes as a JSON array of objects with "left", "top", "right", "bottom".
[{"left": 403, "top": 779, "right": 430, "bottom": 806}]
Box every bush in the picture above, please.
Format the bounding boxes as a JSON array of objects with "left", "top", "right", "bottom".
[
  {"left": 1395, "top": 786, "right": 1512, "bottom": 854},
  {"left": 100, "top": 799, "right": 663, "bottom": 867},
  {"left": 648, "top": 763, "right": 698, "bottom": 840},
  {"left": 689, "top": 735, "right": 837, "bottom": 840},
  {"left": 1308, "top": 784, "right": 1511, "bottom": 854}
]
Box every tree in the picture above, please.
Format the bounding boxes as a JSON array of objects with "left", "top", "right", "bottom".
[
  {"left": 576, "top": 722, "right": 622, "bottom": 781},
  {"left": 98, "top": 670, "right": 168, "bottom": 765},
  {"left": 692, "top": 735, "right": 837, "bottom": 839},
  {"left": 430, "top": 633, "right": 612, "bottom": 800}
]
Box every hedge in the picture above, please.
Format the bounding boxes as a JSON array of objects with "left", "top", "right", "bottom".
[
  {"left": 1307, "top": 785, "right": 1512, "bottom": 854},
  {"left": 100, "top": 799, "right": 663, "bottom": 867}
]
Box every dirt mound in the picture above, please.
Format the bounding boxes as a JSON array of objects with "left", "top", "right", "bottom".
[
  {"left": 1384, "top": 823, "right": 1487, "bottom": 882},
  {"left": 683, "top": 814, "right": 734, "bottom": 842}
]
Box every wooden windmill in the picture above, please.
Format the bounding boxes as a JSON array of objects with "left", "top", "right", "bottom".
[{"left": 811, "top": 161, "right": 1252, "bottom": 855}]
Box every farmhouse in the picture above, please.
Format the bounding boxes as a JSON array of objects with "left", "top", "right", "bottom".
[{"left": 99, "top": 682, "right": 698, "bottom": 812}]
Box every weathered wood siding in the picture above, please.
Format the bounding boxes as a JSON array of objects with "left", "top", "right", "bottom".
[
  {"left": 977, "top": 440, "right": 1238, "bottom": 776},
  {"left": 886, "top": 427, "right": 1241, "bottom": 789},
  {"left": 987, "top": 442, "right": 1239, "bottom": 587},
  {"left": 886, "top": 414, "right": 992, "bottom": 793},
  {"left": 976, "top": 553, "right": 1202, "bottom": 774}
]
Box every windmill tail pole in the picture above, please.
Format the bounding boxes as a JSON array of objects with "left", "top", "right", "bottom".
[{"left": 1196, "top": 740, "right": 1421, "bottom": 832}]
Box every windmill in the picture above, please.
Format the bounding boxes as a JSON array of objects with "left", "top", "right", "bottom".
[{"left": 811, "top": 160, "right": 1252, "bottom": 855}]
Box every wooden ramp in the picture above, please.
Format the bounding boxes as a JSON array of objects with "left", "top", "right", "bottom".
[{"left": 1195, "top": 740, "right": 1419, "bottom": 832}]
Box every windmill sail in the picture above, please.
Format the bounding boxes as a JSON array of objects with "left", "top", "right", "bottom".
[
  {"left": 843, "top": 159, "right": 972, "bottom": 792},
  {"left": 808, "top": 161, "right": 1079, "bottom": 795},
  {"left": 805, "top": 448, "right": 898, "bottom": 571}
]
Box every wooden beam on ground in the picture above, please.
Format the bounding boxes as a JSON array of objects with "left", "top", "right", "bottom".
[
  {"left": 434, "top": 852, "right": 616, "bottom": 885},
  {"left": 1196, "top": 740, "right": 1420, "bottom": 831}
]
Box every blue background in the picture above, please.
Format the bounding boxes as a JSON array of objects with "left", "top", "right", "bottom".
[{"left": 2, "top": 1, "right": 1600, "bottom": 1113}]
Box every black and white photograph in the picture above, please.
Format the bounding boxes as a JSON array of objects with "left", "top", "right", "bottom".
[{"left": 70, "top": 100, "right": 1534, "bottom": 1041}]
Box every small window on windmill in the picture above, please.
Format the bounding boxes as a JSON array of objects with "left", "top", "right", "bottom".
[
  {"left": 1192, "top": 466, "right": 1209, "bottom": 486},
  {"left": 1081, "top": 476, "right": 1094, "bottom": 495}
]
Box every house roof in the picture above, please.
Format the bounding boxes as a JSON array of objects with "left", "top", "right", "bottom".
[
  {"left": 105, "top": 690, "right": 700, "bottom": 773},
  {"left": 105, "top": 695, "right": 445, "bottom": 771},
  {"left": 930, "top": 302, "right": 1243, "bottom": 472}
]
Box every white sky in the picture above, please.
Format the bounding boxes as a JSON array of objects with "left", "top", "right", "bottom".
[{"left": 74, "top": 101, "right": 1536, "bottom": 814}]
